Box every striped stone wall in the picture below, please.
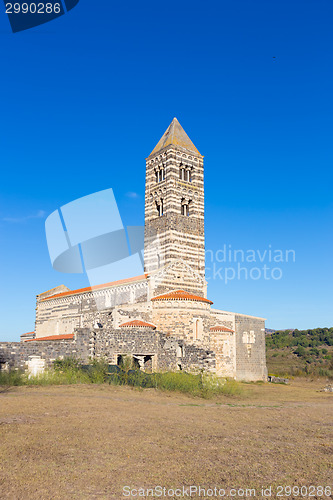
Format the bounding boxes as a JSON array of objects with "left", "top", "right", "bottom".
[
  {"left": 144, "top": 145, "right": 205, "bottom": 288},
  {"left": 35, "top": 280, "right": 148, "bottom": 338}
]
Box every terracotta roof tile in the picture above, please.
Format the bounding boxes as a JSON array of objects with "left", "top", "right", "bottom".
[
  {"left": 26, "top": 334, "right": 74, "bottom": 342},
  {"left": 151, "top": 289, "right": 213, "bottom": 304},
  {"left": 41, "top": 274, "right": 148, "bottom": 301},
  {"left": 20, "top": 331, "right": 35, "bottom": 337},
  {"left": 119, "top": 320, "right": 156, "bottom": 329},
  {"left": 210, "top": 326, "right": 234, "bottom": 333}
]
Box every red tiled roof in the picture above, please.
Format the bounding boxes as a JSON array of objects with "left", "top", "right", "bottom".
[
  {"left": 119, "top": 320, "right": 156, "bottom": 329},
  {"left": 41, "top": 274, "right": 148, "bottom": 301},
  {"left": 26, "top": 334, "right": 74, "bottom": 342},
  {"left": 20, "top": 331, "right": 35, "bottom": 337},
  {"left": 151, "top": 289, "right": 213, "bottom": 304},
  {"left": 210, "top": 326, "right": 234, "bottom": 333}
]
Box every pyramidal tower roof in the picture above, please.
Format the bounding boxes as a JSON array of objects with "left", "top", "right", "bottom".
[{"left": 149, "top": 117, "right": 202, "bottom": 157}]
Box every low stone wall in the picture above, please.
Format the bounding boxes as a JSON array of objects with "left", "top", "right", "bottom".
[
  {"left": 0, "top": 330, "right": 91, "bottom": 370},
  {"left": 93, "top": 327, "right": 216, "bottom": 373},
  {"left": 0, "top": 327, "right": 216, "bottom": 374}
]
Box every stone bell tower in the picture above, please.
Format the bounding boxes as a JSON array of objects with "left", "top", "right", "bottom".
[{"left": 144, "top": 118, "right": 205, "bottom": 282}]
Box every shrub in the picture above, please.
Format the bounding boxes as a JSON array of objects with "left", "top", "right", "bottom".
[
  {"left": 309, "top": 348, "right": 319, "bottom": 357},
  {"left": 0, "top": 369, "right": 24, "bottom": 386},
  {"left": 294, "top": 346, "right": 306, "bottom": 357},
  {"left": 118, "top": 355, "right": 135, "bottom": 372},
  {"left": 84, "top": 358, "right": 109, "bottom": 383},
  {"left": 53, "top": 356, "right": 82, "bottom": 371}
]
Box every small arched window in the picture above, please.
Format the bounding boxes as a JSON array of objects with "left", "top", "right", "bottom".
[
  {"left": 187, "top": 200, "right": 192, "bottom": 216},
  {"left": 156, "top": 199, "right": 163, "bottom": 216},
  {"left": 186, "top": 168, "right": 192, "bottom": 182},
  {"left": 194, "top": 319, "right": 202, "bottom": 340},
  {"left": 179, "top": 164, "right": 185, "bottom": 181},
  {"left": 181, "top": 199, "right": 191, "bottom": 216},
  {"left": 156, "top": 166, "right": 165, "bottom": 183}
]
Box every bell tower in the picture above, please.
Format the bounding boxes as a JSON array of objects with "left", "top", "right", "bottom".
[{"left": 144, "top": 118, "right": 205, "bottom": 283}]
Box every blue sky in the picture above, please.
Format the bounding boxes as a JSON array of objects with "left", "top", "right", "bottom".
[{"left": 0, "top": 0, "right": 332, "bottom": 341}]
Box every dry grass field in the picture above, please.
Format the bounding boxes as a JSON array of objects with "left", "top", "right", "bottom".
[{"left": 0, "top": 379, "right": 332, "bottom": 499}]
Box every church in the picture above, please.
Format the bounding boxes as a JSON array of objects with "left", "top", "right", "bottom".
[{"left": 7, "top": 119, "right": 267, "bottom": 381}]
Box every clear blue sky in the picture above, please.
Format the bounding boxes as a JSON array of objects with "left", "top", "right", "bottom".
[{"left": 0, "top": 0, "right": 332, "bottom": 341}]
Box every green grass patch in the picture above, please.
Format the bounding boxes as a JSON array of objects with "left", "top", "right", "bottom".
[
  {"left": 0, "top": 369, "right": 25, "bottom": 386},
  {"left": 0, "top": 357, "right": 243, "bottom": 398},
  {"left": 109, "top": 370, "right": 243, "bottom": 398}
]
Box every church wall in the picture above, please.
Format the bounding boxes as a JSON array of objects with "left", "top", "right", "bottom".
[
  {"left": 35, "top": 281, "right": 148, "bottom": 338},
  {"left": 208, "top": 309, "right": 236, "bottom": 377},
  {"left": 234, "top": 315, "right": 267, "bottom": 381},
  {"left": 93, "top": 328, "right": 216, "bottom": 373},
  {"left": 151, "top": 300, "right": 211, "bottom": 346},
  {"left": 210, "top": 331, "right": 235, "bottom": 378},
  {"left": 1, "top": 316, "right": 266, "bottom": 380},
  {"left": 209, "top": 309, "right": 235, "bottom": 330},
  {"left": 112, "top": 302, "right": 152, "bottom": 327}
]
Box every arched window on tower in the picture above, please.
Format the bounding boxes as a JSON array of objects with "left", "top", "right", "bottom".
[
  {"left": 179, "top": 164, "right": 185, "bottom": 181},
  {"left": 156, "top": 199, "right": 163, "bottom": 216},
  {"left": 155, "top": 167, "right": 165, "bottom": 183},
  {"left": 181, "top": 199, "right": 191, "bottom": 216},
  {"left": 186, "top": 168, "right": 192, "bottom": 182},
  {"left": 181, "top": 198, "right": 186, "bottom": 215}
]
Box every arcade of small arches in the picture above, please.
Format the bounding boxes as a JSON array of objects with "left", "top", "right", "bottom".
[
  {"left": 179, "top": 164, "right": 192, "bottom": 182},
  {"left": 154, "top": 163, "right": 193, "bottom": 184},
  {"left": 155, "top": 165, "right": 165, "bottom": 183},
  {"left": 155, "top": 197, "right": 193, "bottom": 217}
]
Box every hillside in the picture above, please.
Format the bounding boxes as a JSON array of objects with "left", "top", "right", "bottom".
[{"left": 266, "top": 327, "right": 333, "bottom": 377}]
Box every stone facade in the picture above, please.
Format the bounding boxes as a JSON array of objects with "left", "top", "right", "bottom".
[
  {"left": 0, "top": 118, "right": 268, "bottom": 381},
  {"left": 93, "top": 327, "right": 215, "bottom": 373},
  {"left": 35, "top": 277, "right": 148, "bottom": 338},
  {"left": 234, "top": 314, "right": 267, "bottom": 381}
]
